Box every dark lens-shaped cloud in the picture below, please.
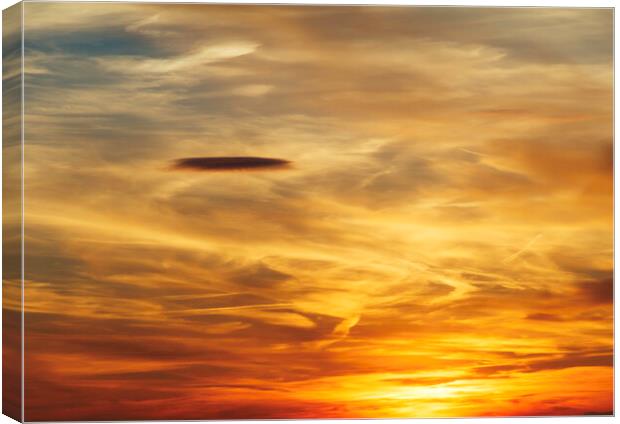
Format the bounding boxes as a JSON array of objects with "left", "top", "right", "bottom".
[{"left": 171, "top": 157, "right": 291, "bottom": 172}]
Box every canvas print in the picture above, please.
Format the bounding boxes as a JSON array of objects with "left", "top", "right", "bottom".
[{"left": 2, "top": 2, "right": 614, "bottom": 421}]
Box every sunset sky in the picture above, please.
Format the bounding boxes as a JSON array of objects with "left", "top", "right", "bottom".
[{"left": 9, "top": 3, "right": 614, "bottom": 420}]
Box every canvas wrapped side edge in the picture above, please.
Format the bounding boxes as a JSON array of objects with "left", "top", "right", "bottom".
[{"left": 2, "top": 2, "right": 23, "bottom": 422}]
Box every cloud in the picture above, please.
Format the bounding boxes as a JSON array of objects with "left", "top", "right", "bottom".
[
  {"left": 474, "top": 351, "right": 613, "bottom": 376},
  {"left": 104, "top": 42, "right": 260, "bottom": 75},
  {"left": 584, "top": 410, "right": 614, "bottom": 416},
  {"left": 171, "top": 157, "right": 292, "bottom": 172},
  {"left": 229, "top": 263, "right": 293, "bottom": 287},
  {"left": 526, "top": 313, "right": 564, "bottom": 322},
  {"left": 577, "top": 277, "right": 613, "bottom": 304},
  {"left": 526, "top": 353, "right": 613, "bottom": 373}
]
